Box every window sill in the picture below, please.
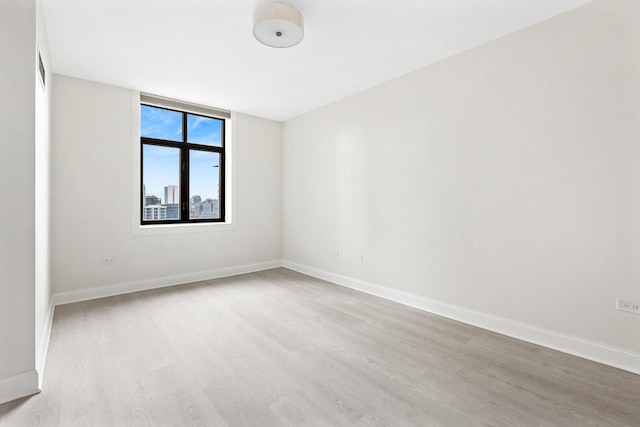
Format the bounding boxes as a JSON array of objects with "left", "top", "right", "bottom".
[{"left": 132, "top": 220, "right": 236, "bottom": 236}]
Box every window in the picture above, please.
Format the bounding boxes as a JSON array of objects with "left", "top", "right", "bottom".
[{"left": 140, "top": 95, "right": 229, "bottom": 225}]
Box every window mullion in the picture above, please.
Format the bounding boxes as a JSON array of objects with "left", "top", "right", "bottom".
[
  {"left": 180, "top": 149, "right": 189, "bottom": 222},
  {"left": 181, "top": 113, "right": 189, "bottom": 222},
  {"left": 219, "top": 150, "right": 225, "bottom": 220}
]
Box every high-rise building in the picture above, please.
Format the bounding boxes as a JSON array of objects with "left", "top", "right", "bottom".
[
  {"left": 165, "top": 203, "right": 180, "bottom": 220},
  {"left": 143, "top": 204, "right": 167, "bottom": 221},
  {"left": 144, "top": 195, "right": 161, "bottom": 206},
  {"left": 201, "top": 198, "right": 219, "bottom": 219},
  {"left": 164, "top": 185, "right": 179, "bottom": 204},
  {"left": 189, "top": 195, "right": 202, "bottom": 218}
]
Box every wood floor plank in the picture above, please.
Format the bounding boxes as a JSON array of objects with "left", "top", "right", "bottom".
[{"left": 1, "top": 268, "right": 639, "bottom": 426}]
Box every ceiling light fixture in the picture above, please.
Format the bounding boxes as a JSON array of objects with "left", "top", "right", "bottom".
[{"left": 253, "top": 2, "right": 304, "bottom": 48}]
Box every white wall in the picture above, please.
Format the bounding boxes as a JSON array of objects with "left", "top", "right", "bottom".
[
  {"left": 283, "top": 0, "right": 640, "bottom": 357},
  {"left": 35, "top": 0, "right": 53, "bottom": 382},
  {"left": 0, "top": 0, "right": 38, "bottom": 402},
  {"left": 52, "top": 76, "right": 282, "bottom": 296}
]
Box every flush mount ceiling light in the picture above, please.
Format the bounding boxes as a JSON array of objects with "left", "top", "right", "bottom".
[{"left": 253, "top": 2, "right": 304, "bottom": 48}]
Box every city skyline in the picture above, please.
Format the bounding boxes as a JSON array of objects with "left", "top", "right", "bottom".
[
  {"left": 144, "top": 184, "right": 219, "bottom": 205},
  {"left": 143, "top": 184, "right": 220, "bottom": 220}
]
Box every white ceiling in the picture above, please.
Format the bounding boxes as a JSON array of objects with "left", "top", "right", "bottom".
[{"left": 42, "top": 0, "right": 592, "bottom": 121}]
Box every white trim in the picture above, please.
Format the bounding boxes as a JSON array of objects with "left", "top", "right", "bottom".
[
  {"left": 0, "top": 370, "right": 39, "bottom": 405},
  {"left": 282, "top": 260, "right": 640, "bottom": 375},
  {"left": 53, "top": 260, "right": 283, "bottom": 306},
  {"left": 36, "top": 301, "right": 55, "bottom": 389},
  {"left": 140, "top": 93, "right": 230, "bottom": 119}
]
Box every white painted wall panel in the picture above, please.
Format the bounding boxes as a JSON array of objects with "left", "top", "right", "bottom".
[
  {"left": 52, "top": 76, "right": 282, "bottom": 294},
  {"left": 0, "top": 0, "right": 37, "bottom": 383},
  {"left": 283, "top": 0, "right": 640, "bottom": 353},
  {"left": 35, "top": 0, "right": 54, "bottom": 379}
]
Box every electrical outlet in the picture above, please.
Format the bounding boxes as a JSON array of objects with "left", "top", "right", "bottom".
[
  {"left": 102, "top": 257, "right": 115, "bottom": 265},
  {"left": 617, "top": 298, "right": 640, "bottom": 314}
]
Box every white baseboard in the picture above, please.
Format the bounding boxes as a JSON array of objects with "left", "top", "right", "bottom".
[
  {"left": 0, "top": 370, "right": 40, "bottom": 405},
  {"left": 53, "top": 260, "right": 283, "bottom": 306},
  {"left": 282, "top": 260, "right": 640, "bottom": 376},
  {"left": 1, "top": 300, "right": 54, "bottom": 404}
]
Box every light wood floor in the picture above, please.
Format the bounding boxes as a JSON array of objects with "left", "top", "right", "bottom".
[{"left": 1, "top": 268, "right": 639, "bottom": 426}]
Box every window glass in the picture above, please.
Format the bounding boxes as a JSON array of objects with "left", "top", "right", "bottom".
[
  {"left": 142, "top": 145, "right": 180, "bottom": 221},
  {"left": 141, "top": 105, "right": 183, "bottom": 142},
  {"left": 187, "top": 114, "right": 223, "bottom": 147},
  {"left": 189, "top": 151, "right": 221, "bottom": 219}
]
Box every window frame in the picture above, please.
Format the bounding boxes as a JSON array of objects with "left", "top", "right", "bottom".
[{"left": 140, "top": 96, "right": 229, "bottom": 226}]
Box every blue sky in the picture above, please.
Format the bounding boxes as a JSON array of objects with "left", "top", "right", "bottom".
[{"left": 141, "top": 105, "right": 222, "bottom": 202}]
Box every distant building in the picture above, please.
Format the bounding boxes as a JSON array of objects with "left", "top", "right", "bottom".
[
  {"left": 201, "top": 198, "right": 219, "bottom": 219},
  {"left": 165, "top": 203, "right": 180, "bottom": 220},
  {"left": 144, "top": 195, "right": 161, "bottom": 206},
  {"left": 143, "top": 204, "right": 166, "bottom": 221},
  {"left": 190, "top": 195, "right": 202, "bottom": 218},
  {"left": 164, "top": 185, "right": 179, "bottom": 204}
]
